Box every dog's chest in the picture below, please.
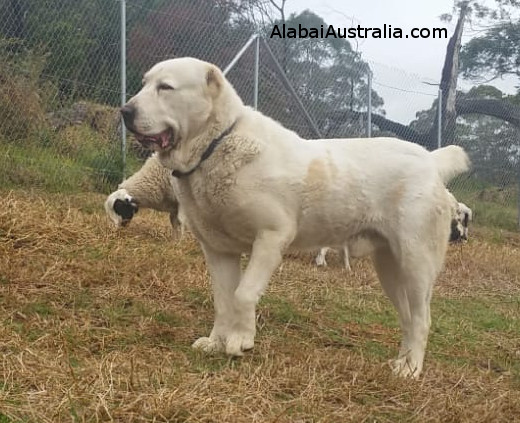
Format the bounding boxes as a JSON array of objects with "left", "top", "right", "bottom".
[{"left": 175, "top": 175, "right": 252, "bottom": 252}]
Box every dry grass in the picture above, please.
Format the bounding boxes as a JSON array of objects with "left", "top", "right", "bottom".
[{"left": 1, "top": 189, "right": 520, "bottom": 422}]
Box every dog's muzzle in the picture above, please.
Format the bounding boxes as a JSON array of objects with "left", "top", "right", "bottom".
[
  {"left": 120, "top": 104, "right": 175, "bottom": 150},
  {"left": 120, "top": 104, "right": 136, "bottom": 129}
]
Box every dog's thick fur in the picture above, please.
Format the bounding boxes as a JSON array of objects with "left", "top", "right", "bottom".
[{"left": 121, "top": 57, "right": 470, "bottom": 378}]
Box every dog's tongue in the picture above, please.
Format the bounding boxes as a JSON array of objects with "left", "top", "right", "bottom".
[
  {"left": 135, "top": 130, "right": 171, "bottom": 148},
  {"left": 159, "top": 130, "right": 170, "bottom": 148}
]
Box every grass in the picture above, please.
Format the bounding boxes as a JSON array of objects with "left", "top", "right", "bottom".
[
  {"left": 0, "top": 120, "right": 144, "bottom": 195},
  {"left": 1, "top": 188, "right": 520, "bottom": 422}
]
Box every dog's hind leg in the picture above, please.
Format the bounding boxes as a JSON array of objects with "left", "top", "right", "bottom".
[
  {"left": 372, "top": 246, "right": 438, "bottom": 378},
  {"left": 340, "top": 245, "right": 351, "bottom": 271},
  {"left": 192, "top": 245, "right": 242, "bottom": 354}
]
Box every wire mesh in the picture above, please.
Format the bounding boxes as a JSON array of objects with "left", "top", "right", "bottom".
[
  {"left": 0, "top": 0, "right": 123, "bottom": 193},
  {"left": 0, "top": 0, "right": 518, "bottom": 229}
]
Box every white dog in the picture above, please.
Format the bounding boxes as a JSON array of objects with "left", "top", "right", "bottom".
[
  {"left": 315, "top": 237, "right": 374, "bottom": 271},
  {"left": 450, "top": 201, "right": 472, "bottom": 242},
  {"left": 120, "top": 57, "right": 470, "bottom": 378},
  {"left": 317, "top": 195, "right": 472, "bottom": 270}
]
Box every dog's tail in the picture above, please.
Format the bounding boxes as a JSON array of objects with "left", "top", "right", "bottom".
[{"left": 430, "top": 145, "right": 470, "bottom": 184}]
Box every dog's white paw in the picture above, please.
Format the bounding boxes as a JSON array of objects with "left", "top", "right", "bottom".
[
  {"left": 225, "top": 331, "right": 255, "bottom": 356},
  {"left": 192, "top": 336, "right": 223, "bottom": 353},
  {"left": 315, "top": 255, "right": 327, "bottom": 266},
  {"left": 389, "top": 356, "right": 421, "bottom": 379},
  {"left": 192, "top": 332, "right": 254, "bottom": 356}
]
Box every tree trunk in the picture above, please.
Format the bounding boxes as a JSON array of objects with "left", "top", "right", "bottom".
[
  {"left": 329, "top": 97, "right": 520, "bottom": 146},
  {"left": 427, "top": 2, "right": 469, "bottom": 149}
]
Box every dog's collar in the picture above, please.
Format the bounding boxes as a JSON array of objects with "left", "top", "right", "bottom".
[{"left": 171, "top": 120, "right": 238, "bottom": 179}]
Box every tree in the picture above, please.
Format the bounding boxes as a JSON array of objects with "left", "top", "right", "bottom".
[
  {"left": 456, "top": 86, "right": 520, "bottom": 185},
  {"left": 461, "top": 21, "right": 520, "bottom": 83},
  {"left": 0, "top": 0, "right": 124, "bottom": 105},
  {"left": 407, "top": 85, "right": 520, "bottom": 186},
  {"left": 329, "top": 0, "right": 520, "bottom": 150},
  {"left": 0, "top": 0, "right": 26, "bottom": 41},
  {"left": 264, "top": 10, "right": 384, "bottom": 137}
]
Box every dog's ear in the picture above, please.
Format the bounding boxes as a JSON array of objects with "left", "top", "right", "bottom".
[
  {"left": 463, "top": 212, "right": 470, "bottom": 227},
  {"left": 206, "top": 65, "right": 223, "bottom": 97}
]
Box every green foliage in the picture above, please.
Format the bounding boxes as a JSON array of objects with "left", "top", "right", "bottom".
[
  {"left": 0, "top": 0, "right": 123, "bottom": 105},
  {"left": 410, "top": 85, "right": 520, "bottom": 212},
  {"left": 0, "top": 1, "right": 383, "bottom": 138},
  {"left": 0, "top": 39, "right": 56, "bottom": 141},
  {"left": 456, "top": 87, "right": 520, "bottom": 187},
  {"left": 461, "top": 21, "right": 520, "bottom": 84}
]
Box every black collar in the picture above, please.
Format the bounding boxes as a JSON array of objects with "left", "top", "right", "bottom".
[{"left": 171, "top": 120, "right": 238, "bottom": 178}]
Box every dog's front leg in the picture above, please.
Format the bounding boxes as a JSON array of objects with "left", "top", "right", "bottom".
[
  {"left": 192, "top": 245, "right": 242, "bottom": 353},
  {"left": 226, "top": 229, "right": 294, "bottom": 356}
]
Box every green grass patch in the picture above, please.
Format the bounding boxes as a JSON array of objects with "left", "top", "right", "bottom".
[
  {"left": 99, "top": 298, "right": 142, "bottom": 327},
  {"left": 0, "top": 414, "right": 16, "bottom": 423},
  {"left": 68, "top": 288, "right": 94, "bottom": 310},
  {"left": 6, "top": 320, "right": 46, "bottom": 343},
  {"left": 22, "top": 301, "right": 54, "bottom": 317},
  {"left": 326, "top": 291, "right": 398, "bottom": 329},
  {"left": 184, "top": 348, "right": 238, "bottom": 374},
  {"left": 184, "top": 288, "right": 211, "bottom": 309},
  {"left": 152, "top": 310, "right": 183, "bottom": 327},
  {"left": 260, "top": 296, "right": 312, "bottom": 326},
  {"left": 472, "top": 200, "right": 518, "bottom": 232},
  {"left": 430, "top": 296, "right": 520, "bottom": 374},
  {"left": 0, "top": 125, "right": 143, "bottom": 194},
  {"left": 0, "top": 142, "right": 96, "bottom": 193}
]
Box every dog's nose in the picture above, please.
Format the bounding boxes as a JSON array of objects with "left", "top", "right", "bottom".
[{"left": 120, "top": 104, "right": 136, "bottom": 126}]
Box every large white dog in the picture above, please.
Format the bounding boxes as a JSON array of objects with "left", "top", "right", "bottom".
[{"left": 120, "top": 57, "right": 470, "bottom": 378}]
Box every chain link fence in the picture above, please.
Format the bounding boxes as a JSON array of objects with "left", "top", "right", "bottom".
[
  {"left": 0, "top": 0, "right": 123, "bottom": 193},
  {"left": 0, "top": 0, "right": 518, "bottom": 230}
]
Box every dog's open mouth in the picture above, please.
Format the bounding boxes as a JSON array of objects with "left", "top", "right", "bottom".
[{"left": 133, "top": 128, "right": 174, "bottom": 150}]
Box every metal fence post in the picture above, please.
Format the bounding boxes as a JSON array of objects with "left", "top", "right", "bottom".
[
  {"left": 437, "top": 88, "right": 442, "bottom": 149},
  {"left": 223, "top": 33, "right": 258, "bottom": 76},
  {"left": 120, "top": 0, "right": 127, "bottom": 179},
  {"left": 253, "top": 35, "right": 260, "bottom": 110},
  {"left": 367, "top": 70, "right": 372, "bottom": 138},
  {"left": 261, "top": 38, "right": 322, "bottom": 138}
]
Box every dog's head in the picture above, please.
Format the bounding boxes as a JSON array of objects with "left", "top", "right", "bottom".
[
  {"left": 120, "top": 57, "right": 228, "bottom": 155},
  {"left": 104, "top": 189, "right": 139, "bottom": 227},
  {"left": 449, "top": 202, "right": 472, "bottom": 243}
]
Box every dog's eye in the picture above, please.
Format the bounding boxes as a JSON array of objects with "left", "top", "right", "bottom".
[{"left": 158, "top": 83, "right": 175, "bottom": 91}]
